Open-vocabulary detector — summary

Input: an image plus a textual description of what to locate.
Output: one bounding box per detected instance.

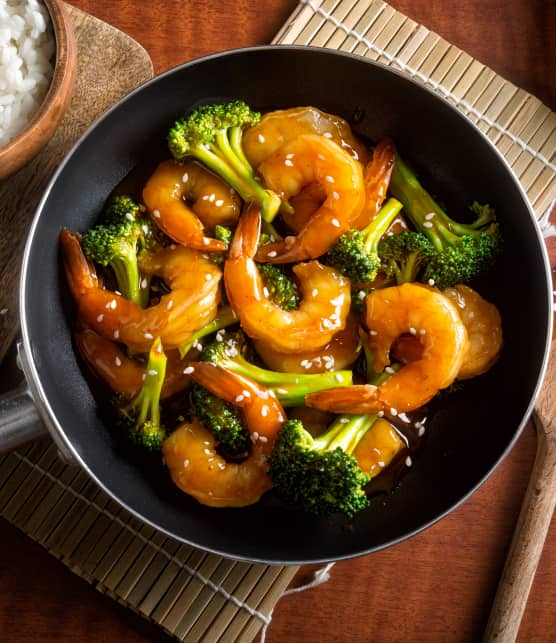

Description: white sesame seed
[257,133,265,143]
[96,314,104,322]
[425,212,436,220]
[143,333,153,341]
[378,461,385,467]
[218,462,225,470]
[419,328,427,335]
[153,209,161,218]
[141,278,148,289]
[335,373,344,382]
[284,159,294,167]
[215,331,225,342]
[385,366,395,374]
[331,218,340,227]
[300,359,310,368]
[311,288,319,297]
[193,340,203,351]
[318,154,326,160]
[177,415,184,422]
[252,431,259,441]
[182,172,189,182]
[323,132,333,139]
[332,191,340,200]
[148,369,158,376]
[141,373,146,381]
[358,290,366,300]
[202,238,210,246]
[267,251,277,258]
[242,390,251,398]
[201,195,210,201]
[330,294,344,306]
[418,426,426,437]
[113,330,120,339]
[205,273,212,281]
[204,448,212,455]
[142,224,149,235]
[209,193,216,202]
[183,366,195,375]
[325,175,335,183]
[369,329,378,336]
[339,417,350,423]
[125,212,134,221]
[405,455,413,467]
[215,199,224,207]
[235,394,244,402]
[166,300,174,311]
[0,308,7,315]
[259,435,268,443]
[115,356,122,367]
[409,327,417,335]
[390,407,398,416]
[428,278,435,286]
[261,405,269,417]
[378,410,384,417]
[183,459,190,468]
[276,388,288,395]
[423,221,433,228]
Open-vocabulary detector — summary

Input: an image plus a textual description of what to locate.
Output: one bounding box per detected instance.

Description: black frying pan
[14,46,553,564]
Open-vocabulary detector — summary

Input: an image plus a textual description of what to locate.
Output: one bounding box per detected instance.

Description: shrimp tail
[229,201,261,261]
[305,384,380,414]
[60,229,99,298]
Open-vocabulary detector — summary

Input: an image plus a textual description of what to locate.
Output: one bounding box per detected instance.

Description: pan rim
[18,45,554,564]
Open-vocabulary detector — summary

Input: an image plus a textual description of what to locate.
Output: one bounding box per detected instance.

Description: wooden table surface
[1,1,555,642]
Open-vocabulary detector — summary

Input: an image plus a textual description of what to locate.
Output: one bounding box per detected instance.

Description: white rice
[0,0,55,147]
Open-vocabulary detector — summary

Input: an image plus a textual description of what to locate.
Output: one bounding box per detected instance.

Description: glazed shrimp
[243,105,369,167]
[224,203,351,353]
[60,229,222,353]
[74,327,193,399]
[162,362,286,507]
[142,159,241,251]
[443,284,502,379]
[253,314,361,374]
[306,283,469,414]
[255,134,366,263]
[351,140,397,230]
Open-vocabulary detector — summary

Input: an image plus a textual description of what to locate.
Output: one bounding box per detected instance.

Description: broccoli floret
[179,305,239,358]
[191,382,250,458]
[327,197,403,283]
[82,195,156,307]
[168,100,281,222]
[257,263,300,311]
[114,337,167,451]
[378,230,435,284]
[389,156,501,289]
[103,195,141,225]
[200,330,353,407]
[268,415,377,517]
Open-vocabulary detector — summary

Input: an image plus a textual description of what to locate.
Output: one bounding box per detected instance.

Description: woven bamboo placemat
[2,1,555,642]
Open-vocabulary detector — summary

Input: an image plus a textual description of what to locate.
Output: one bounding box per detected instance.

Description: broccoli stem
[134,341,166,427]
[315,413,378,453]
[361,197,404,254]
[389,156,494,250]
[179,306,239,358]
[110,253,142,306]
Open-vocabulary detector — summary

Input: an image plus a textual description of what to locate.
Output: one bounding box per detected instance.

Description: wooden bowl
[0,0,77,180]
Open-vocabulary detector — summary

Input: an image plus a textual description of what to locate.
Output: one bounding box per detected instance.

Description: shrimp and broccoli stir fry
[60,101,503,519]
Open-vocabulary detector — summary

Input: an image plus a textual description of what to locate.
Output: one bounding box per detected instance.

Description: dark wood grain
[1,1,555,642]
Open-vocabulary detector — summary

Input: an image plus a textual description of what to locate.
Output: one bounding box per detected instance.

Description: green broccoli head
[256,263,300,311]
[327,197,403,284]
[191,382,250,458]
[114,338,167,452]
[103,195,141,225]
[167,100,281,222]
[268,418,372,518]
[378,230,436,285]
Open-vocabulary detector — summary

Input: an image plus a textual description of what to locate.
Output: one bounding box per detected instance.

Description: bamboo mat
[2,1,555,642]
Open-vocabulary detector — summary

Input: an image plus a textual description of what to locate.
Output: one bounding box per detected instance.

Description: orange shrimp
[306,283,469,414]
[224,203,351,353]
[60,229,222,353]
[252,314,361,374]
[162,362,286,507]
[74,327,193,399]
[255,134,366,263]
[142,159,241,251]
[243,105,369,167]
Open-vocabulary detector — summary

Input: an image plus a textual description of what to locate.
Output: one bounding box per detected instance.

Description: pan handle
[0,381,48,452]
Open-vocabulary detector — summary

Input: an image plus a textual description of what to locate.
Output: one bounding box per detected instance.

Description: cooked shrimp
[60,229,222,353]
[444,284,502,379]
[284,182,326,233]
[351,140,396,230]
[224,203,351,353]
[253,314,361,374]
[243,105,369,167]
[162,362,286,507]
[306,283,469,414]
[255,134,366,263]
[74,327,193,399]
[142,159,241,251]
